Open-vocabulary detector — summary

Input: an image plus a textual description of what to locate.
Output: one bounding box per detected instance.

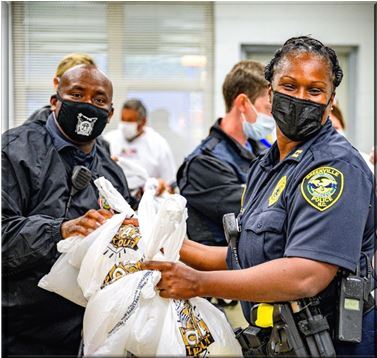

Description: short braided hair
[265,36,343,88]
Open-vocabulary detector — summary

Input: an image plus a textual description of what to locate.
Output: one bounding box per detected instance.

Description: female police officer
[142,36,375,355]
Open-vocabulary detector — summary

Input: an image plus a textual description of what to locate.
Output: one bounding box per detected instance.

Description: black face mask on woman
[55,93,110,143]
[271,90,332,142]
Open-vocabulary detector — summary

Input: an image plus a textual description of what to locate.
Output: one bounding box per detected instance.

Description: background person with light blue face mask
[241,98,276,150]
[177,60,276,251]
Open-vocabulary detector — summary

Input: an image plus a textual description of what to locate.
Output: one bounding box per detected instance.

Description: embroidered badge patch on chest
[268,175,287,206]
[301,166,343,211]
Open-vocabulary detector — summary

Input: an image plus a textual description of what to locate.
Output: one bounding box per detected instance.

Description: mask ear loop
[240,95,257,118]
[242,98,258,125]
[106,104,114,120]
[324,93,335,122]
[326,92,335,107]
[248,101,258,116]
[55,92,64,102]
[50,93,60,121]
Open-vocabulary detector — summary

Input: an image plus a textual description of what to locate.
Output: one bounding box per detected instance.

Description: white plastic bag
[77,212,140,299]
[117,157,149,195]
[76,177,139,299]
[38,235,87,307]
[68,217,123,270]
[155,297,242,356]
[83,269,163,356]
[83,188,242,356]
[38,176,135,305]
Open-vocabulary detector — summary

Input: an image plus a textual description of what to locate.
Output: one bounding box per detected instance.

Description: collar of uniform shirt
[260,118,332,169]
[45,113,97,166]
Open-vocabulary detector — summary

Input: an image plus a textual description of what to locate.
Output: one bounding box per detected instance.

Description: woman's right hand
[141,261,202,299]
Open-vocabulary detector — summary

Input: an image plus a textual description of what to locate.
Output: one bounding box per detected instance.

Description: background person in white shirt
[104,99,177,194]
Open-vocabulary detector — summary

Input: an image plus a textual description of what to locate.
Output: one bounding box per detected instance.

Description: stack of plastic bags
[39,177,242,357]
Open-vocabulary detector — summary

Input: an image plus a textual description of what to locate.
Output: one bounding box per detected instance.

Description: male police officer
[177,60,275,247]
[2,65,130,355]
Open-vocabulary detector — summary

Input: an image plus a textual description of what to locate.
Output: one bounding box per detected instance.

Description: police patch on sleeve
[300,166,343,211]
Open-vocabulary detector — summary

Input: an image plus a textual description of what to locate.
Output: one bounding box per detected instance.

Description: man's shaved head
[58,64,113,100]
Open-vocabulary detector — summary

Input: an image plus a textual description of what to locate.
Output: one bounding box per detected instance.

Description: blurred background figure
[329,103,346,134]
[53,53,96,89]
[329,103,374,172]
[104,99,177,199]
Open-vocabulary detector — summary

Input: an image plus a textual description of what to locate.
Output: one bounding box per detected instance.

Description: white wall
[214,2,374,153]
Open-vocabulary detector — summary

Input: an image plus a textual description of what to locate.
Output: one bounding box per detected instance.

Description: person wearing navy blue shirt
[177,60,275,246]
[2,65,131,356]
[143,37,376,356]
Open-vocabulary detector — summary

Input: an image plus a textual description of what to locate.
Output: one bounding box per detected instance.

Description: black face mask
[271,91,332,142]
[55,93,110,143]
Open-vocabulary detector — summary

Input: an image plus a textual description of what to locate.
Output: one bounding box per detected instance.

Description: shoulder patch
[291,149,303,158]
[268,175,287,206]
[301,166,344,212]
